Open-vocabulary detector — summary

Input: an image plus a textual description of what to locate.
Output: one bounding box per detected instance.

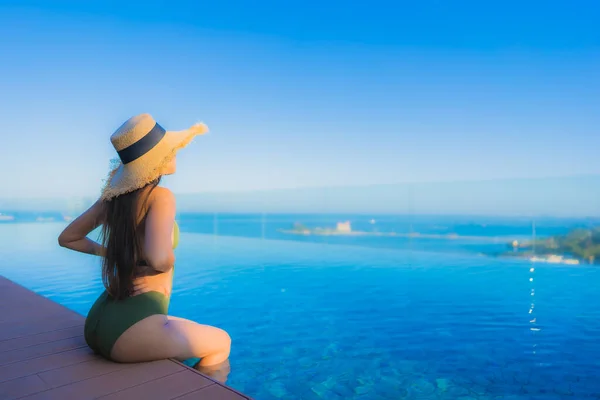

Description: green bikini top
[172,220,180,249]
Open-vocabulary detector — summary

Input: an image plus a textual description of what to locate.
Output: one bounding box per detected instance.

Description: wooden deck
[0,276,251,400]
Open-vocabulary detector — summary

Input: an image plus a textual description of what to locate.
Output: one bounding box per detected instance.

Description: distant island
[280,221,600,266]
[505,227,600,265]
[279,221,510,242]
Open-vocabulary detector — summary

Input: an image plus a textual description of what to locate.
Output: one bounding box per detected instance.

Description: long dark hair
[100,177,161,299]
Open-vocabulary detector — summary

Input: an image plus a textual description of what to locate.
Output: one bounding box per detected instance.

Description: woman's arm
[58,200,105,256]
[143,187,176,272]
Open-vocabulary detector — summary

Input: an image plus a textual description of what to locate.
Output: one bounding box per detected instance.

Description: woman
[58,114,231,381]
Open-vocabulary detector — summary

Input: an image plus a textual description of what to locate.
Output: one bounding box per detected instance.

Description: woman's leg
[166,316,231,367]
[110,314,231,367]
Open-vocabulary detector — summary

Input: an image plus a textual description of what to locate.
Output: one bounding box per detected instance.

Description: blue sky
[0,1,599,213]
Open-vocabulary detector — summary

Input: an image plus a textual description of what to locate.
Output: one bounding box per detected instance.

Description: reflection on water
[1,222,600,399]
[193,358,231,384]
[529,264,540,366]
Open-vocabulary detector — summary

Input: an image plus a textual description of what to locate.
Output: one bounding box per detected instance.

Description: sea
[0,213,599,400]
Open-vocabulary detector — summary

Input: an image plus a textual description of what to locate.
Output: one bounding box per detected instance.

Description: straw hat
[100,113,208,201]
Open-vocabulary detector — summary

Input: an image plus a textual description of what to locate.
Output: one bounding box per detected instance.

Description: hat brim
[100,123,208,201]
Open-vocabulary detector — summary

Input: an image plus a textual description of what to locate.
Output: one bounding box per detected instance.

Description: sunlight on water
[1,222,599,399]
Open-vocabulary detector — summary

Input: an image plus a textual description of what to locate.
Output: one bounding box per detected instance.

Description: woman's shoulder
[148,186,176,207]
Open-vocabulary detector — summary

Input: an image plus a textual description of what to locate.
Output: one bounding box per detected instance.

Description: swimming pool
[1,222,599,399]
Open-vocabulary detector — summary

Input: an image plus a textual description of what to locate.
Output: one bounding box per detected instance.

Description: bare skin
[58,157,231,382]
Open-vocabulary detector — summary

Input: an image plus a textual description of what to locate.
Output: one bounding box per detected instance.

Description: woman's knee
[164,317,231,357]
[217,328,232,353]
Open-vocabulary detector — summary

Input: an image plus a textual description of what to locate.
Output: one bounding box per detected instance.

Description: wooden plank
[0,310,65,325]
[0,288,68,306]
[175,384,251,400]
[0,374,50,400]
[23,360,184,400]
[0,325,83,353]
[0,315,84,341]
[37,358,135,387]
[0,347,96,383]
[176,365,252,400]
[97,369,213,399]
[0,335,88,366]
[0,305,74,324]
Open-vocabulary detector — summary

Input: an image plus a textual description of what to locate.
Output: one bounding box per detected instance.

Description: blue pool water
[1,217,599,399]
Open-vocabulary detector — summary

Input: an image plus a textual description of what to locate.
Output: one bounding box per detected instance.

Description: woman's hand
[131,274,170,297]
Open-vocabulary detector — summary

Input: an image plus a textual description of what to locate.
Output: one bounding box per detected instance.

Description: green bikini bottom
[84,290,170,359]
